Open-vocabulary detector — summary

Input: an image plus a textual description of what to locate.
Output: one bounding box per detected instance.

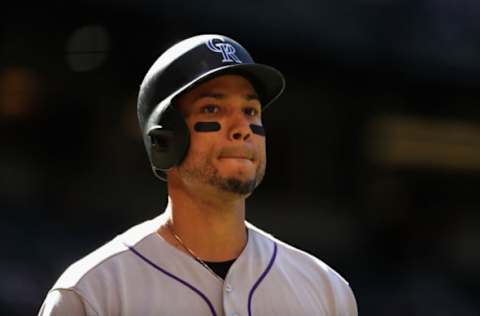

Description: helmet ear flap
[147,107,190,179]
[148,127,175,153]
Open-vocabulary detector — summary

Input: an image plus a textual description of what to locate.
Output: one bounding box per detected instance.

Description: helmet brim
[168,63,285,110]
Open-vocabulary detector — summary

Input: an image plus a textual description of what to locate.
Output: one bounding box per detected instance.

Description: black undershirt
[204,259,236,279]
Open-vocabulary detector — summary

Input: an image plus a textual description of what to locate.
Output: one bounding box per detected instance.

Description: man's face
[171,74,266,196]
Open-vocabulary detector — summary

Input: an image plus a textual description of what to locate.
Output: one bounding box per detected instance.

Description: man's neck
[159,188,248,262]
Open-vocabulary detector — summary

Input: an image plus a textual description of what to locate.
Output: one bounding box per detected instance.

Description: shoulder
[247,222,335,274]
[38,289,89,316]
[247,222,358,315]
[248,223,341,272]
[52,214,164,290]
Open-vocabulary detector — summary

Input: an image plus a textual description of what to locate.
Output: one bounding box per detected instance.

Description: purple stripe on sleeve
[247,241,278,316]
[127,245,217,316]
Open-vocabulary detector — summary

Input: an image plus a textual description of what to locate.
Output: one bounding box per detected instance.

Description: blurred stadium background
[2,1,480,315]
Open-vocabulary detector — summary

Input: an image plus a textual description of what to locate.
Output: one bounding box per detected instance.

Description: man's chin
[213,177,258,196]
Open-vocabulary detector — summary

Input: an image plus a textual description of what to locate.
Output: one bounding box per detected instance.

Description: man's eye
[244,107,259,117]
[202,105,219,114]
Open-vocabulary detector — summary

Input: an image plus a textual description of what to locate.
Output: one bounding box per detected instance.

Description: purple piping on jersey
[247,241,277,316]
[127,245,217,316]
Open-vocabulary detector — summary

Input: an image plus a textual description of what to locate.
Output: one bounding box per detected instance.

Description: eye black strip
[194,122,221,132]
[250,124,265,136]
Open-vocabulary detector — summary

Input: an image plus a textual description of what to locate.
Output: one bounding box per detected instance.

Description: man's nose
[228,114,251,142]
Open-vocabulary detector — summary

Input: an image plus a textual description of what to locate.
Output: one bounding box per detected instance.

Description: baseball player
[39,34,358,316]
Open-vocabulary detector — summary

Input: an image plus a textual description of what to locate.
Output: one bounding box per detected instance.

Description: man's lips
[219,156,254,161]
[220,154,252,159]
[219,147,256,161]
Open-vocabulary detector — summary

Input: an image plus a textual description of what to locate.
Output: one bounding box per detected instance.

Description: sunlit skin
[157,74,267,262]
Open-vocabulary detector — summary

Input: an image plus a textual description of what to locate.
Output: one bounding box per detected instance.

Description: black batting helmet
[137,34,285,180]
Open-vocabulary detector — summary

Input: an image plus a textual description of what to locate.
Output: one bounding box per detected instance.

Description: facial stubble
[180,153,266,196]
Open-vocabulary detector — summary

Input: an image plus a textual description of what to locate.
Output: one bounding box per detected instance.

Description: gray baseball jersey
[39,213,358,316]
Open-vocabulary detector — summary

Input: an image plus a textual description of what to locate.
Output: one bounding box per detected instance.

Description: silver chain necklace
[167,223,224,282]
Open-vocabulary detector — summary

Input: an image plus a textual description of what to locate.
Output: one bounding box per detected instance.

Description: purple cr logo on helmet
[206,37,243,63]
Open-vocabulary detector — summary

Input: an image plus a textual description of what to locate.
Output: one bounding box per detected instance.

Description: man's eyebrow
[246,93,259,101]
[196,92,225,101]
[194,92,260,102]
